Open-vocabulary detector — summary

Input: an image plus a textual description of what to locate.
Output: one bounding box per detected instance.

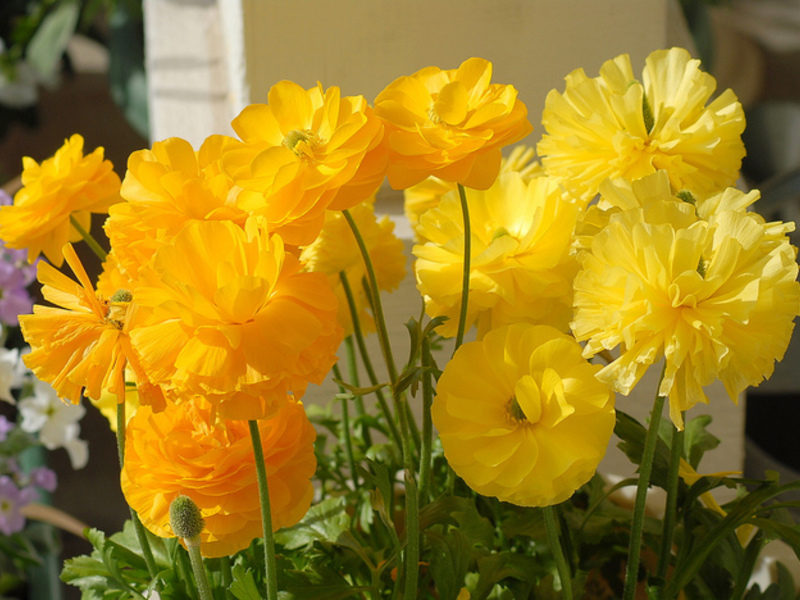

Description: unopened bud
[169,495,205,544]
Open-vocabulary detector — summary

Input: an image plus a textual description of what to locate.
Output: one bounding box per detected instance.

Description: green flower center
[507,396,527,422]
[282,129,323,157]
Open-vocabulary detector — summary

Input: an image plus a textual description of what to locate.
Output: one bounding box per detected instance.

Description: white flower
[18,380,88,469]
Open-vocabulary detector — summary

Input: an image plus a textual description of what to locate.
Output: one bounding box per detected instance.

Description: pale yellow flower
[375,57,533,190]
[300,201,406,336]
[538,47,745,201]
[414,172,580,338]
[572,190,800,428]
[432,323,615,507]
[404,144,544,236]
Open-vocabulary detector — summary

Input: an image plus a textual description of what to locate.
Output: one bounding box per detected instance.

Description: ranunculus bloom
[300,201,406,336]
[106,135,250,279]
[121,398,316,558]
[537,47,745,201]
[130,218,342,420]
[571,182,800,428]
[19,244,148,406]
[374,57,533,190]
[404,144,544,236]
[0,134,121,266]
[221,81,386,246]
[414,172,581,338]
[432,323,615,507]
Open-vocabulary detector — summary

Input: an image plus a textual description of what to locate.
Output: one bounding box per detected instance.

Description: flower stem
[543,505,572,600]
[116,402,158,579]
[342,208,418,599]
[332,362,360,490]
[623,371,667,600]
[69,214,107,262]
[453,184,471,353]
[339,271,398,448]
[657,417,685,583]
[343,334,371,446]
[248,420,278,600]
[418,337,434,504]
[186,540,213,600]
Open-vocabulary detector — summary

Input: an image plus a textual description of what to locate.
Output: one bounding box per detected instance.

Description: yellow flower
[121,397,316,558]
[105,135,250,279]
[432,323,615,507]
[414,172,580,338]
[537,47,745,201]
[300,201,406,336]
[130,218,343,420]
[0,134,121,266]
[374,57,533,190]
[222,81,386,246]
[572,187,800,428]
[404,144,544,236]
[19,244,143,404]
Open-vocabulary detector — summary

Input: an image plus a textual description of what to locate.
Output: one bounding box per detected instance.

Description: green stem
[249,421,278,600]
[402,470,420,600]
[175,546,198,600]
[623,368,668,600]
[656,416,684,583]
[220,555,234,598]
[544,506,572,600]
[70,214,107,261]
[343,335,370,446]
[453,184,471,353]
[332,363,360,490]
[418,337,434,505]
[186,541,213,600]
[338,268,402,451]
[116,402,158,578]
[343,208,417,600]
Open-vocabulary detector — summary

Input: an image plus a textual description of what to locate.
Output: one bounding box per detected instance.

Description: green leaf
[275,497,350,550]
[427,528,471,600]
[615,409,671,488]
[26,0,80,81]
[683,414,720,468]
[471,553,538,600]
[280,564,371,600]
[229,564,262,600]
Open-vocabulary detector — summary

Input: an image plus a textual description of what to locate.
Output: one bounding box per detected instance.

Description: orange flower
[0,134,121,266]
[105,135,250,279]
[374,57,533,190]
[121,397,316,558]
[130,218,343,420]
[222,81,386,246]
[19,244,147,404]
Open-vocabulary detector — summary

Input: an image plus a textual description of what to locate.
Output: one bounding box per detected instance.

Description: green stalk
[220,555,234,598]
[175,546,198,600]
[656,416,685,583]
[623,370,667,600]
[116,402,158,578]
[185,541,213,600]
[453,184,471,352]
[544,506,572,600]
[332,362,360,490]
[418,337,434,504]
[70,214,107,261]
[343,334,371,446]
[342,209,418,599]
[339,271,398,448]
[248,421,278,600]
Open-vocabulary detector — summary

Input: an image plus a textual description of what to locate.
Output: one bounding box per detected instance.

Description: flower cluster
[2,48,798,600]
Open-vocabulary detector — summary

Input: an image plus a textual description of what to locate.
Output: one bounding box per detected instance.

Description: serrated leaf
[683,414,720,468]
[615,409,671,488]
[427,528,471,600]
[275,497,350,550]
[229,564,262,600]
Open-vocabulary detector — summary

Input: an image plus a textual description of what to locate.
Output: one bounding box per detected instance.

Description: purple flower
[0,475,35,535]
[0,415,12,442]
[29,466,57,493]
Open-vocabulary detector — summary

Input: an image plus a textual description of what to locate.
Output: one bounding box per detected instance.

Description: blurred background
[1,0,800,597]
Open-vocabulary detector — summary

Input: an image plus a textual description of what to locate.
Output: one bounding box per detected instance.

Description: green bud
[169,495,205,542]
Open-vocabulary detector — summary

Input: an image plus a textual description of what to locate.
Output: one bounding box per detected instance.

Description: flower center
[507,396,527,422]
[106,288,132,330]
[282,129,323,159]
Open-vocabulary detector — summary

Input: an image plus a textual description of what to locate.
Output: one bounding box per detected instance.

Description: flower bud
[169,495,205,544]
